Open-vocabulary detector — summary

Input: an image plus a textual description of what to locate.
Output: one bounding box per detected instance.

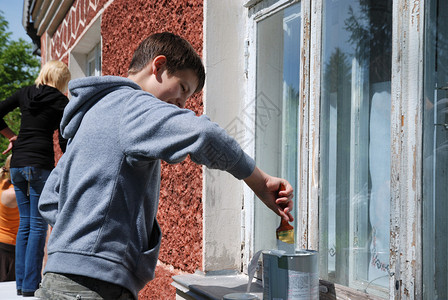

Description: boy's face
[154,68,199,108]
[131,56,199,108]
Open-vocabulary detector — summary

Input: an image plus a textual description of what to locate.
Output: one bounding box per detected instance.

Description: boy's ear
[152,55,167,75]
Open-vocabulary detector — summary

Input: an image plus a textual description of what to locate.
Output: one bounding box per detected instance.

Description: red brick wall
[48,0,204,299]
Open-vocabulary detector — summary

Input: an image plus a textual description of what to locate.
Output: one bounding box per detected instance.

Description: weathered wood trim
[307,0,322,252]
[390,0,425,298]
[243,2,257,273]
[296,0,311,250]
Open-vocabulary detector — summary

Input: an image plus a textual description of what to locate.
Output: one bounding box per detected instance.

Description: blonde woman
[0,60,71,296]
[0,155,19,282]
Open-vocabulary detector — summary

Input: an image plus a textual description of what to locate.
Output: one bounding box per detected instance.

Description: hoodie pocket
[134,219,162,283]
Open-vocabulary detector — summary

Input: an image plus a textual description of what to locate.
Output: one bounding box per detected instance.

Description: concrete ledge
[172,272,263,300]
[0,281,38,300]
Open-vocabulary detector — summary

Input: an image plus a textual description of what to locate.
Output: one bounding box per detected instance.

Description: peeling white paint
[390,0,424,298]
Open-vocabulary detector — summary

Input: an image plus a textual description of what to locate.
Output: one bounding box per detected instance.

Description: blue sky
[0,0,32,43]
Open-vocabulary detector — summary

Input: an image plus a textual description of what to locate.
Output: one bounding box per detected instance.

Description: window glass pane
[87,44,101,77]
[88,59,95,77]
[254,2,301,252]
[97,53,102,75]
[319,0,392,296]
[423,1,448,299]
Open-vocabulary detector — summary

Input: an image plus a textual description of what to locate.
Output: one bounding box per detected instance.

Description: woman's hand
[2,136,17,155]
[0,127,18,155]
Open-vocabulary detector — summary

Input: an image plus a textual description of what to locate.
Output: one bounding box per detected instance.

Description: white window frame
[389,0,424,298]
[201,0,424,298]
[309,0,424,298]
[244,0,424,298]
[244,0,308,269]
[68,17,102,80]
[244,0,318,268]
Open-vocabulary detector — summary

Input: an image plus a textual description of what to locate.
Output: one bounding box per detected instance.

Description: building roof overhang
[22,0,74,56]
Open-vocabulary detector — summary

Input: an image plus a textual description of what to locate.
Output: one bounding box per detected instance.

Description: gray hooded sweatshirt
[38,76,255,298]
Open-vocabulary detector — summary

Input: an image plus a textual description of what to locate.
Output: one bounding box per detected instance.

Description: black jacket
[0,84,69,170]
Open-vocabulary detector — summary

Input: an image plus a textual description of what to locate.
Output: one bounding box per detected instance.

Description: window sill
[172,271,263,300]
[172,273,384,300]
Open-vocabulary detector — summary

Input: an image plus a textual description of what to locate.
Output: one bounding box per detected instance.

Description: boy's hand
[244,166,294,222]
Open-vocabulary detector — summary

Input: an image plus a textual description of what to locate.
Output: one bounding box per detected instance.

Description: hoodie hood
[62,76,141,139]
[26,85,66,111]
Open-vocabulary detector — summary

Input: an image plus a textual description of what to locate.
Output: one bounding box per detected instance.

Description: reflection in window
[423,1,448,299]
[319,0,392,297]
[254,3,300,252]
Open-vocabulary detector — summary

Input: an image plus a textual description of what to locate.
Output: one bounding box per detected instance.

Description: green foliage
[0,10,40,166]
[344,1,392,83]
[324,48,351,95]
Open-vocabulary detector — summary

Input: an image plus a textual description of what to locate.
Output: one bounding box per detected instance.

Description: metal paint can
[262,249,319,300]
[223,292,259,300]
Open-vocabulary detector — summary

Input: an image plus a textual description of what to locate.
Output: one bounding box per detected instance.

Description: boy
[36,32,294,299]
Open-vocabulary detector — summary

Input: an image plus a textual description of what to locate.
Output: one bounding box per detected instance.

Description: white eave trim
[31,0,74,36]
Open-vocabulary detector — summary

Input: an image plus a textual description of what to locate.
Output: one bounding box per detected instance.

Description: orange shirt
[0,180,19,245]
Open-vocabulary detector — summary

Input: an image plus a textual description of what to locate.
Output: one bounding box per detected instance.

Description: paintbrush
[276,184,295,253]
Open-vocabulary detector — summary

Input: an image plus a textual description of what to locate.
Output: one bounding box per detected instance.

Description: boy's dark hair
[128,32,205,94]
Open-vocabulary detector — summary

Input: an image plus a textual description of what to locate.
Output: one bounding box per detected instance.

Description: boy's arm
[120,95,294,219]
[244,166,294,222]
